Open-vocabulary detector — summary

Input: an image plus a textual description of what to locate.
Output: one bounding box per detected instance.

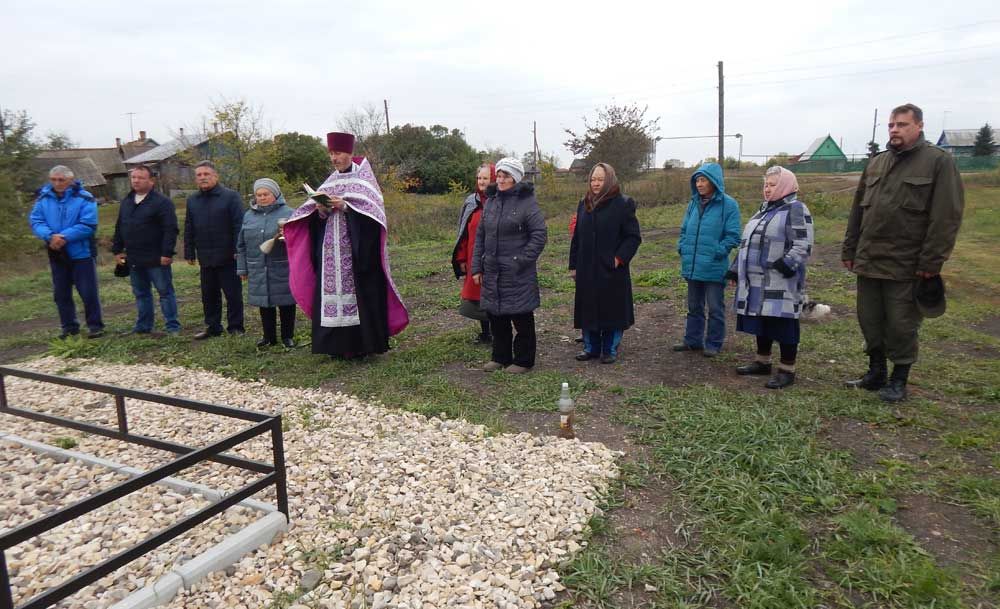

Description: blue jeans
[583,329,624,357]
[130,265,180,332]
[50,258,104,334]
[684,279,726,351]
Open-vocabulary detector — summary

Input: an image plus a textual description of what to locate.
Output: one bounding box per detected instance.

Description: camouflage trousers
[856,276,923,365]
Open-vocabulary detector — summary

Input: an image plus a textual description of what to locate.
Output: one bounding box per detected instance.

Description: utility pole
[869,108,878,157]
[383,99,391,133]
[0,104,6,146]
[533,121,539,169]
[717,61,724,164]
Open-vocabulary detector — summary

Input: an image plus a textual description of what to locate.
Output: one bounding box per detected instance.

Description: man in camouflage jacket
[842,103,964,402]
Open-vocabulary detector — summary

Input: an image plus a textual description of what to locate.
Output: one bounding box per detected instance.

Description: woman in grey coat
[237,178,296,348]
[471,158,548,374]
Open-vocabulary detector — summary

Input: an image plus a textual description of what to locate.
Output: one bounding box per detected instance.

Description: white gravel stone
[2,357,618,608]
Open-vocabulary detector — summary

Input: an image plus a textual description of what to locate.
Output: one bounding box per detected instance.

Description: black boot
[845,350,887,391]
[476,320,492,344]
[736,361,772,376]
[879,364,910,403]
[765,368,796,389]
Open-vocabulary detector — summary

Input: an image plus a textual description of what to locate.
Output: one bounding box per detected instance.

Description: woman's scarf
[584,162,621,212]
[764,166,799,202]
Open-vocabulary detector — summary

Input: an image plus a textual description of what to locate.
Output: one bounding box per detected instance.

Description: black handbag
[114,262,130,277]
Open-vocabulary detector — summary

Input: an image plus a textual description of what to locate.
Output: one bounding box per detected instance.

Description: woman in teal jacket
[673,162,741,356]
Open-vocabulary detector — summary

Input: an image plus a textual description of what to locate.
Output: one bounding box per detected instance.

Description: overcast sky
[4,0,999,168]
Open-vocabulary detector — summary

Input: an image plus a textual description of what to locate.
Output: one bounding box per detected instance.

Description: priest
[284,132,408,358]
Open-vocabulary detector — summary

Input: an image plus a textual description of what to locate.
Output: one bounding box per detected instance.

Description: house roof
[30,157,107,188]
[37,148,127,176]
[798,135,845,161]
[124,132,212,164]
[937,129,982,148]
[569,158,588,170]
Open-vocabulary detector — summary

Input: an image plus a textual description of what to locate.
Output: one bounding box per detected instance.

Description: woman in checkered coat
[727,166,814,389]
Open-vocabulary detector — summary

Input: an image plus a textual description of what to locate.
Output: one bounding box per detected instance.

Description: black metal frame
[0,366,289,609]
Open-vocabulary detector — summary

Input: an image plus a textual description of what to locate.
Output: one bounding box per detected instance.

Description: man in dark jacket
[184,161,245,338]
[112,165,180,335]
[842,103,964,402]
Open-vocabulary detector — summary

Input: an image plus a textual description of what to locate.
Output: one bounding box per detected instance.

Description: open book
[303,183,333,207]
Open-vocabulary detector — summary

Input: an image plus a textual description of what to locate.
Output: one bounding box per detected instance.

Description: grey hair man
[29,165,105,338]
[183,160,246,338]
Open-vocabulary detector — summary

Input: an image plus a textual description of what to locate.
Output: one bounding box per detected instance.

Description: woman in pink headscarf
[727,166,814,389]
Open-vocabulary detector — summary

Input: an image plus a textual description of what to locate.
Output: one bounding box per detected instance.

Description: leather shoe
[257,338,277,348]
[672,343,702,352]
[281,338,296,348]
[736,361,772,376]
[86,330,105,339]
[506,365,531,374]
[878,378,907,403]
[575,351,598,361]
[600,354,617,364]
[702,349,719,358]
[228,329,246,336]
[194,330,222,340]
[765,370,795,389]
[483,361,504,372]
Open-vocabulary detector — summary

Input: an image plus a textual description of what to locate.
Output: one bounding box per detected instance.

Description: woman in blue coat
[673,162,742,357]
[237,178,296,348]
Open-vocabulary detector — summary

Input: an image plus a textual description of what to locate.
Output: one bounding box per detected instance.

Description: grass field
[1,171,998,608]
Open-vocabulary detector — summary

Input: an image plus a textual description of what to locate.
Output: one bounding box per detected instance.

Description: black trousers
[199,261,244,333]
[489,311,536,368]
[260,305,296,342]
[756,336,798,365]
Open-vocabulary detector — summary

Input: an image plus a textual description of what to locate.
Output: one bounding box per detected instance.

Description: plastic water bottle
[558,382,575,439]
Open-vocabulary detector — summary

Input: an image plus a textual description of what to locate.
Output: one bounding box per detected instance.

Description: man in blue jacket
[184,161,245,339]
[673,162,742,357]
[29,165,105,339]
[112,165,180,335]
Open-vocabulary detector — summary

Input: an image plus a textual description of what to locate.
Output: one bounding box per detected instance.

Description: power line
[727,53,1000,88]
[728,42,1000,80]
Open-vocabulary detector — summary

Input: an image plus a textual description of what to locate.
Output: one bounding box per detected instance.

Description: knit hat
[495,157,524,184]
[326,132,355,153]
[252,178,282,199]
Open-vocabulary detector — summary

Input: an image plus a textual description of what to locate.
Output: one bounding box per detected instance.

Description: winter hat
[252,178,282,200]
[326,131,356,153]
[495,157,525,183]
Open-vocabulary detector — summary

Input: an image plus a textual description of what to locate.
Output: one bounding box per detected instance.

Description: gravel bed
[1,439,259,609]
[2,357,618,609]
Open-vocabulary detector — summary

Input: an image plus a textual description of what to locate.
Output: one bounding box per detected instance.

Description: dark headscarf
[584,162,621,213]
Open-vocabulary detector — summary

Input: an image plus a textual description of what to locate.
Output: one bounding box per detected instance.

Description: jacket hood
[689,162,726,199]
[486,181,535,199]
[37,180,94,201]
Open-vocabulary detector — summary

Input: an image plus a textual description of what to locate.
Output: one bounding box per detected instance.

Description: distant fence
[789,155,998,174]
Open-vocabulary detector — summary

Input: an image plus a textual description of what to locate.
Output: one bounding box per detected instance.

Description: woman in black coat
[569,163,642,363]
[471,157,548,374]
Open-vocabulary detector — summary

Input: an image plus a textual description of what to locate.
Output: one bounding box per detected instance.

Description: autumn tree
[564,103,660,179]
